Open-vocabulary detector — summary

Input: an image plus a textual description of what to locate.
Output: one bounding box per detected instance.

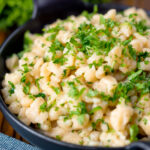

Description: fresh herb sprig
[0,0,33,30]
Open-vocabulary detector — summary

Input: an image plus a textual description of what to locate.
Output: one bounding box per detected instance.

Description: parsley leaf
[40,100,56,112]
[100,14,105,24]
[122,36,133,46]
[23,82,30,95]
[128,45,137,60]
[51,86,61,95]
[8,81,15,96]
[53,56,68,65]
[21,74,26,83]
[70,102,87,116]
[128,70,142,81]
[77,114,85,125]
[68,82,79,98]
[129,124,139,142]
[43,56,50,62]
[35,77,43,91]
[34,93,46,99]
[134,20,149,35]
[49,40,64,53]
[40,102,47,112]
[22,63,30,73]
[86,89,99,97]
[89,106,102,115]
[91,118,109,130]
[56,135,62,141]
[70,102,88,125]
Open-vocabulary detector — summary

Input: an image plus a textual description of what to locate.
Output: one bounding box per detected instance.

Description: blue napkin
[0,133,40,150]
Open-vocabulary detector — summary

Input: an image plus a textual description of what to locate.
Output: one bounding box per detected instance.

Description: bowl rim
[0,2,150,150]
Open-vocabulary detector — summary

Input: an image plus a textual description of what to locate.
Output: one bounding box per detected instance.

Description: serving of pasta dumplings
[2,7,150,147]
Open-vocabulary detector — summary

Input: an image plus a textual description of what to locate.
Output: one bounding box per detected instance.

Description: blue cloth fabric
[0,133,40,150]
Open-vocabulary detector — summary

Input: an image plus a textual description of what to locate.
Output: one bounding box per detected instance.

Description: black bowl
[1,0,150,150]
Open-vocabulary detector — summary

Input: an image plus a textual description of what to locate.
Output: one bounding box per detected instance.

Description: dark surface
[1,0,150,149]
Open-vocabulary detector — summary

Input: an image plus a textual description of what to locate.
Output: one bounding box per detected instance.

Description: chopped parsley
[34,93,46,99]
[134,20,149,35]
[77,114,85,125]
[70,102,87,124]
[88,58,104,68]
[63,69,67,77]
[23,82,30,95]
[64,116,69,122]
[40,102,47,112]
[56,135,62,141]
[40,100,56,112]
[137,52,149,62]
[143,118,148,125]
[89,106,102,115]
[129,124,139,142]
[43,56,50,62]
[86,89,99,97]
[128,70,142,81]
[51,86,61,95]
[91,118,110,130]
[79,140,84,145]
[100,14,105,24]
[128,45,137,60]
[8,81,15,96]
[129,13,138,19]
[22,63,30,73]
[67,82,85,99]
[35,77,43,91]
[104,65,113,73]
[49,40,64,53]
[21,74,26,83]
[122,36,133,46]
[53,56,68,65]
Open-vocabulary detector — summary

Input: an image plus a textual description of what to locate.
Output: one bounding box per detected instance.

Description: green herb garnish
[23,82,30,95]
[34,93,46,99]
[129,124,139,142]
[86,89,99,97]
[90,106,102,115]
[8,81,15,96]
